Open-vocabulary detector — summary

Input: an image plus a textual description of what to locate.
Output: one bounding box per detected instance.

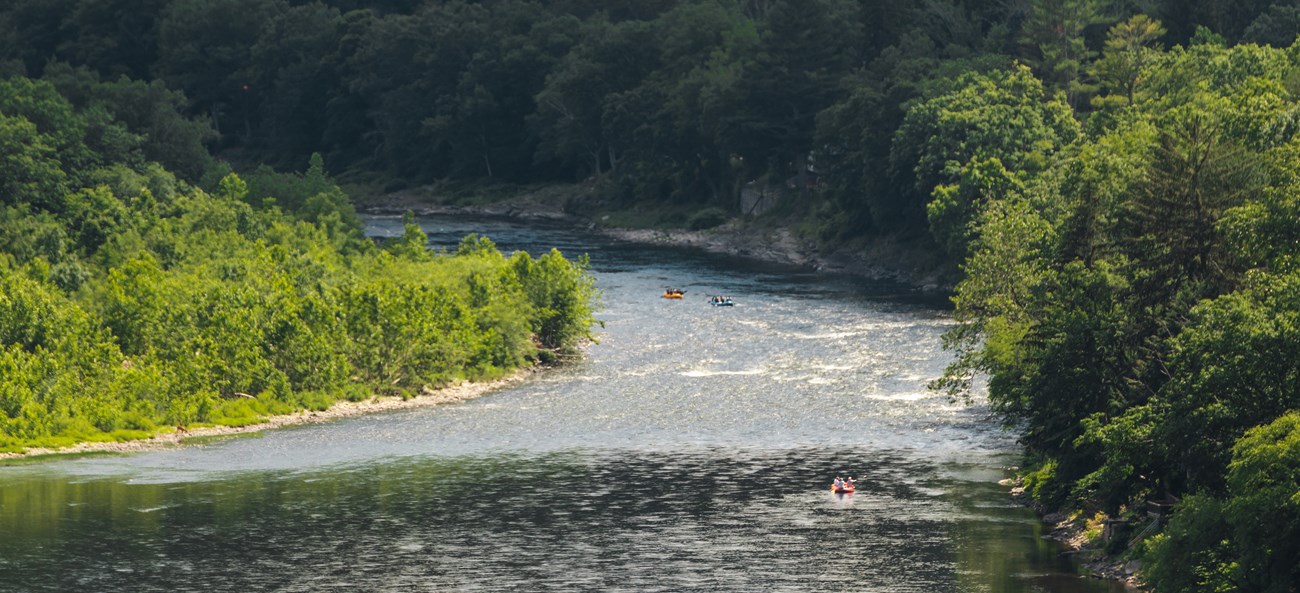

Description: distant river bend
[0,215,1122,593]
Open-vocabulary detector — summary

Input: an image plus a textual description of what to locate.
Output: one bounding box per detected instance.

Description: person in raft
[833,476,844,489]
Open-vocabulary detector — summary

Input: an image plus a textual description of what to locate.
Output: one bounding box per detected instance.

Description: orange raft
[831,483,856,494]
[661,288,685,299]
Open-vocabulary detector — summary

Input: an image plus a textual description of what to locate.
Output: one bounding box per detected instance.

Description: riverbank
[0,369,537,461]
[361,182,958,292]
[1005,479,1146,590]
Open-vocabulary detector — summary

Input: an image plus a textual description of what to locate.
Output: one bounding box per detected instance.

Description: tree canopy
[5,0,1295,233]
[929,27,1300,593]
[0,75,598,454]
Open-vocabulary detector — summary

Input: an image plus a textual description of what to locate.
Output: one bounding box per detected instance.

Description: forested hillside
[931,40,1300,591]
[2,1,1299,591]
[4,0,1297,238]
[0,72,597,455]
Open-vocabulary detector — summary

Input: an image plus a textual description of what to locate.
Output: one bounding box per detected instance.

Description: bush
[1144,413,1300,592]
[1143,495,1234,593]
[687,207,728,230]
[1021,458,1070,506]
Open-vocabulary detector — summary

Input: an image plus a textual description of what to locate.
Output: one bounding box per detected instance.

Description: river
[0,215,1125,592]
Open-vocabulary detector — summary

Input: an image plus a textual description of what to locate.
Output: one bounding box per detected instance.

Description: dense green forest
[2,0,1300,591]
[0,73,598,455]
[4,0,1297,235]
[932,42,1300,592]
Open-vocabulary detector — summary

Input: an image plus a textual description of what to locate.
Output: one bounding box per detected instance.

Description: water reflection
[1,450,1118,593]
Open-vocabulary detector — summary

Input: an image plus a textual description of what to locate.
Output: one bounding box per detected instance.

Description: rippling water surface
[0,216,1123,592]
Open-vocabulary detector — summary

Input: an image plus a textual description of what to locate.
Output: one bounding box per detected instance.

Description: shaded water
[0,216,1123,592]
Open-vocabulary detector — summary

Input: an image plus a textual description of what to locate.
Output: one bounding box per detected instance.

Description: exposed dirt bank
[365,184,958,292]
[0,369,536,460]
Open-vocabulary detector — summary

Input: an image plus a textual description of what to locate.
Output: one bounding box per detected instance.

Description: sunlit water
[0,216,1123,592]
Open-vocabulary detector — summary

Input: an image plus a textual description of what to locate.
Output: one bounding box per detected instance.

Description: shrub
[1144,413,1300,592]
[687,207,728,230]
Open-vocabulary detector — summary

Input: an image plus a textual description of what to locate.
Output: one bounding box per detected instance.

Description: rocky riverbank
[1006,479,1146,590]
[365,184,958,292]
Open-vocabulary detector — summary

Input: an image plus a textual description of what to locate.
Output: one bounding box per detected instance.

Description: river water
[0,216,1124,593]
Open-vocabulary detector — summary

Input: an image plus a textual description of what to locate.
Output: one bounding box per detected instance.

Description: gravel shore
[0,369,535,460]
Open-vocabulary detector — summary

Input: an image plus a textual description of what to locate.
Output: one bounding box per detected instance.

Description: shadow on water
[0,450,1121,593]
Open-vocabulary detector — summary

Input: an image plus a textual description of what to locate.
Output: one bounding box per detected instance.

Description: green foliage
[927,157,1025,257]
[507,249,599,352]
[1,0,1296,244]
[1021,458,1069,507]
[917,28,1300,591]
[455,233,499,258]
[686,207,727,230]
[892,65,1078,256]
[0,113,69,211]
[1144,494,1237,593]
[1225,412,1300,591]
[1018,0,1108,109]
[0,77,96,178]
[4,3,1300,585]
[40,63,218,181]
[1146,413,1300,593]
[385,214,432,262]
[1230,413,1300,587]
[1091,15,1167,109]
[1242,5,1300,47]
[934,192,1056,403]
[1153,270,1300,491]
[0,76,599,453]
[239,153,364,249]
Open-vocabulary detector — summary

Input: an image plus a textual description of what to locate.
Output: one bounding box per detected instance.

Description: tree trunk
[795,152,809,200]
